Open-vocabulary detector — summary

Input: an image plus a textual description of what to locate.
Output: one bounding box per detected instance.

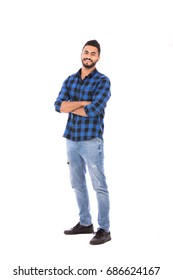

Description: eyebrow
[83,50,97,55]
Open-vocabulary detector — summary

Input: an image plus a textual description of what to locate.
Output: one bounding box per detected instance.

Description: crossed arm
[60,101,91,117]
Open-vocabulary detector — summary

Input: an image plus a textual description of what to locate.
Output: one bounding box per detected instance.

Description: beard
[82,59,98,69]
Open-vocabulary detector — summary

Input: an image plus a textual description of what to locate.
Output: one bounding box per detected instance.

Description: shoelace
[73,222,80,229]
[95,229,105,238]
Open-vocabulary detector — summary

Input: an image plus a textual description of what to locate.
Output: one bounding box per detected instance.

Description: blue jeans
[66,138,110,231]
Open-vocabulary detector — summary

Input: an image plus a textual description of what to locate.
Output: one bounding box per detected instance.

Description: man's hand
[71,101,91,117]
[60,101,91,113]
[81,101,91,107]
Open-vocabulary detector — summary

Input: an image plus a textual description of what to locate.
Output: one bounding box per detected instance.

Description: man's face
[81,45,100,69]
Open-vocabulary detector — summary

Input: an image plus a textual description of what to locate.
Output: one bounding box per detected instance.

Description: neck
[81,66,95,80]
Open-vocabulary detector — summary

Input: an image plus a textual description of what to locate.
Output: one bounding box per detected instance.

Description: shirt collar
[75,68,98,79]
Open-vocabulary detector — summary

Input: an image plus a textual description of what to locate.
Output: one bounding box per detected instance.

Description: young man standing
[54,40,111,245]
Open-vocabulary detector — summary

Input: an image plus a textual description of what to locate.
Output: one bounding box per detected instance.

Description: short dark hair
[83,40,101,55]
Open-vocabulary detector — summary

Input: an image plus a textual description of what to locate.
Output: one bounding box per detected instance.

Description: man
[54,40,111,245]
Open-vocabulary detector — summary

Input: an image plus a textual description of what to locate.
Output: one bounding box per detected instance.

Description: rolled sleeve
[84,78,111,117]
[54,79,70,113]
[54,99,63,113]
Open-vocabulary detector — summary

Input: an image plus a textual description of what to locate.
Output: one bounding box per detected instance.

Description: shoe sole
[64,231,94,235]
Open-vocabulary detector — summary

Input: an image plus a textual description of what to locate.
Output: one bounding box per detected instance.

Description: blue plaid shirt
[54,68,111,141]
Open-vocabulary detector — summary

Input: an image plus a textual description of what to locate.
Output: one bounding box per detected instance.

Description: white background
[0,0,173,279]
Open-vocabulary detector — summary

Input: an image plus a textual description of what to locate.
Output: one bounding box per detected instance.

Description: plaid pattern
[54,68,111,141]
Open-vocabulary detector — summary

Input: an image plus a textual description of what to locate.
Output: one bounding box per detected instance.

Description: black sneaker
[64,222,94,235]
[90,229,111,245]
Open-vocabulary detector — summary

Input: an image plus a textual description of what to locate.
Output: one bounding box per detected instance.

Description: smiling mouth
[84,59,92,63]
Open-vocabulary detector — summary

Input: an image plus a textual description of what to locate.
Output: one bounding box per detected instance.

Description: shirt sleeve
[54,78,70,113]
[84,77,111,117]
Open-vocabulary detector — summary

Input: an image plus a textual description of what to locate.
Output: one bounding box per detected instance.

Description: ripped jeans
[66,138,110,231]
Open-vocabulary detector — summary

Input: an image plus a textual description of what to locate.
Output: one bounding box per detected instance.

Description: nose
[85,55,92,60]
[84,53,92,59]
